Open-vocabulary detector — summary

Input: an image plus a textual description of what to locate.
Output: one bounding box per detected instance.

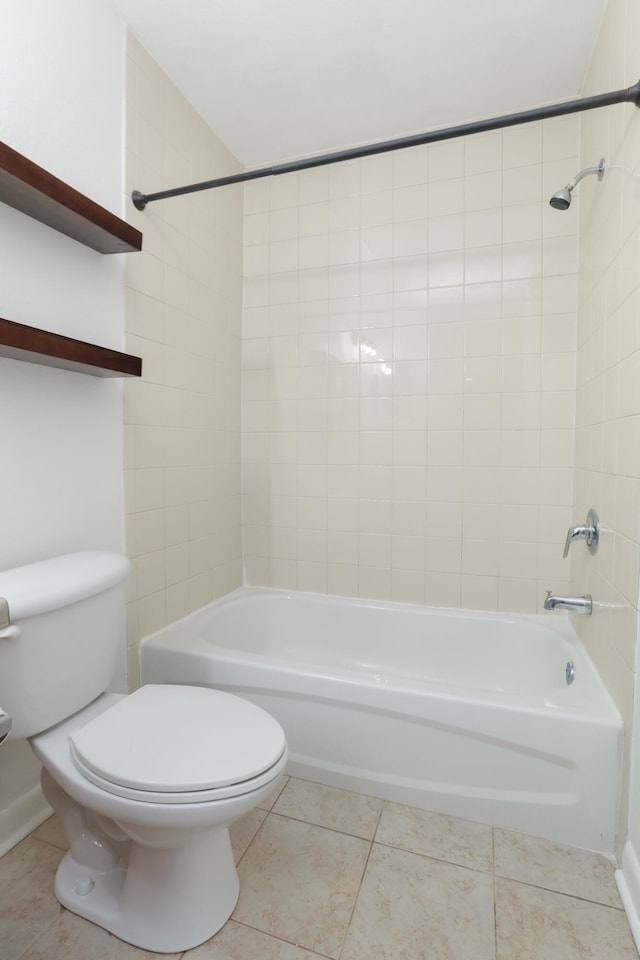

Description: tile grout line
[222,918,335,960]
[491,826,498,960]
[232,774,291,866]
[266,807,381,843]
[371,796,385,839]
[494,873,628,911]
[28,834,67,855]
[335,836,375,960]
[233,809,270,868]
[265,809,382,842]
[372,836,496,877]
[12,908,65,960]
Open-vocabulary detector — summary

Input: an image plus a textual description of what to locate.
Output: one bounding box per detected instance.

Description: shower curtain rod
[132,80,640,210]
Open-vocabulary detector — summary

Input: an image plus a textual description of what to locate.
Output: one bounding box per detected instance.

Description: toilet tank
[0,552,130,739]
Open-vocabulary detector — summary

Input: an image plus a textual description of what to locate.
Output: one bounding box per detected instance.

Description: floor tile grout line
[491,827,498,960]
[372,797,385,840]
[12,907,65,960]
[223,918,336,959]
[28,834,63,852]
[371,835,496,876]
[257,773,290,813]
[264,807,381,841]
[265,808,379,843]
[234,809,270,868]
[494,873,628,911]
[28,834,68,854]
[335,836,375,960]
[272,776,384,840]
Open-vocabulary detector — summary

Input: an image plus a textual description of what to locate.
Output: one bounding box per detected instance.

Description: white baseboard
[616,841,640,955]
[0,783,52,857]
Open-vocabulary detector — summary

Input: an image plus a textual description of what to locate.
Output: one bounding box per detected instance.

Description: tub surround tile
[0,837,63,960]
[495,877,637,960]
[18,909,178,959]
[375,801,494,873]
[494,828,620,907]
[229,808,267,864]
[340,842,495,960]
[273,777,383,839]
[187,920,326,959]
[242,119,580,616]
[233,813,370,958]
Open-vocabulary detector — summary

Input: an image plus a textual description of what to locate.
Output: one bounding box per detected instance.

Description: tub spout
[544,591,592,615]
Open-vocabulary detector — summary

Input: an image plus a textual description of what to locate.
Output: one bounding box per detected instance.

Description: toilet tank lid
[0,552,131,619]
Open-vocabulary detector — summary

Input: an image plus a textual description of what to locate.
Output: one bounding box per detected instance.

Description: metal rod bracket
[132,190,147,211]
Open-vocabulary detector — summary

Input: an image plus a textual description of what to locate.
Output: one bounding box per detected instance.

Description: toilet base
[54,824,239,953]
[33,697,286,953]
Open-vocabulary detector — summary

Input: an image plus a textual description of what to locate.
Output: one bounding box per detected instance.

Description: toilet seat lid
[69,684,286,795]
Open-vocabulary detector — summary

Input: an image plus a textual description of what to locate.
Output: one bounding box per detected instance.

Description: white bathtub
[140,587,622,854]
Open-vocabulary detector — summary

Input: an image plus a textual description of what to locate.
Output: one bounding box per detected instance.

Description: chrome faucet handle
[562,508,599,558]
[562,524,590,557]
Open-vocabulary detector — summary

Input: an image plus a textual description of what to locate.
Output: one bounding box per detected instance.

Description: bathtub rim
[139,585,622,725]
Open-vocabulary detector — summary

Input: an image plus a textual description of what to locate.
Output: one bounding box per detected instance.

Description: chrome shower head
[549,158,605,210]
[549,186,573,210]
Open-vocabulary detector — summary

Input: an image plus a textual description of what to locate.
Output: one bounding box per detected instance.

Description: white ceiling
[109,0,608,169]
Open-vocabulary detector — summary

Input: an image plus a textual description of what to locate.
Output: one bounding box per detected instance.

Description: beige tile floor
[1,776,637,960]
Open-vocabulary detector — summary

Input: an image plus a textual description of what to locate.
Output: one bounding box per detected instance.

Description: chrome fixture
[565,661,576,686]
[544,591,592,615]
[563,508,599,558]
[549,159,605,210]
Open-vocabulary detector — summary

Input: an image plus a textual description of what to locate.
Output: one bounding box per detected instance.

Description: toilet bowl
[32,685,287,953]
[0,552,288,953]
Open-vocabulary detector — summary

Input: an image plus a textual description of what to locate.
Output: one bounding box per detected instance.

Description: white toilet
[0,552,287,953]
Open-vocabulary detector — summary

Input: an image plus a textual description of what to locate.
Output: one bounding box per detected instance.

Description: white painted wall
[108,0,607,168]
[0,0,128,852]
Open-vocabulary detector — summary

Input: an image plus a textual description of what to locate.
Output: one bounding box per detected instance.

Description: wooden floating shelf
[0,318,142,378]
[0,140,142,254]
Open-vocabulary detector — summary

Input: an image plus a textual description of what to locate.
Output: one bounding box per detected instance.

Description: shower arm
[132,79,640,211]
[567,159,606,190]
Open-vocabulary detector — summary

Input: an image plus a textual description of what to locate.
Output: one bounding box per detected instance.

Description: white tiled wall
[124,38,244,685]
[242,119,581,612]
[570,0,640,837]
